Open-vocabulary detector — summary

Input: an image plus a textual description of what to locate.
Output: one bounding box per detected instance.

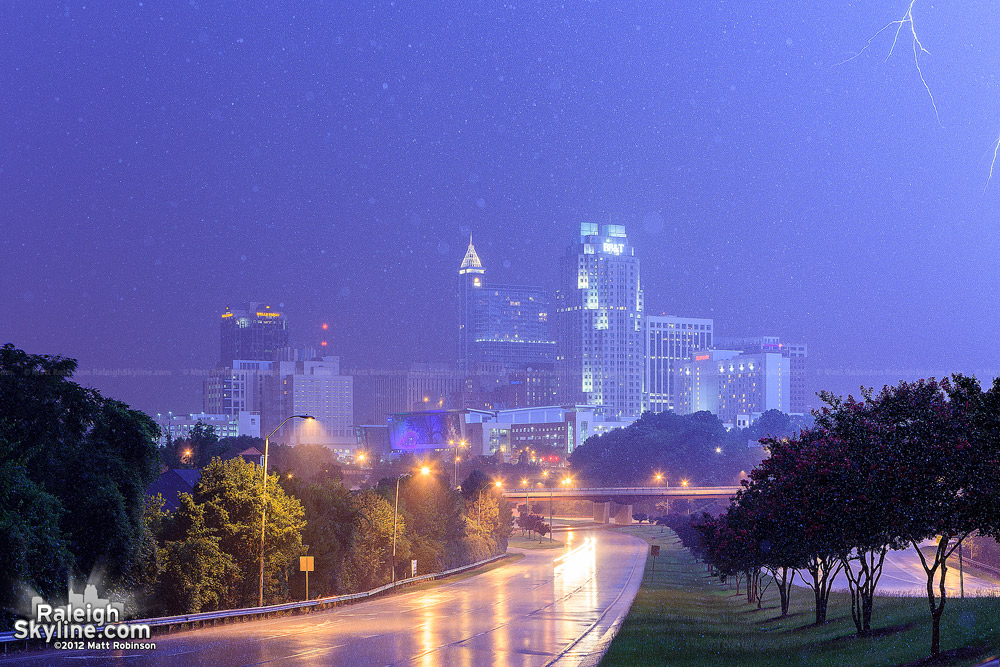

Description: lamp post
[392,466,431,583]
[555,477,572,542]
[259,413,314,607]
[654,472,669,518]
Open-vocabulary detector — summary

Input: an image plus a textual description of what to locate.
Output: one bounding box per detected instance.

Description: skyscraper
[219,303,289,366]
[555,223,644,421]
[456,237,554,373]
[644,315,714,413]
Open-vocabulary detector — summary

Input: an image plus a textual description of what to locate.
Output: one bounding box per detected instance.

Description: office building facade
[457,238,555,372]
[555,223,644,421]
[220,303,289,366]
[264,356,354,447]
[716,336,808,413]
[643,315,714,413]
[155,411,260,446]
[676,349,790,425]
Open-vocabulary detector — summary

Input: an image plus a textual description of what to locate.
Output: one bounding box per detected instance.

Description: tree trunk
[912,535,957,660]
[814,585,827,625]
[771,567,794,616]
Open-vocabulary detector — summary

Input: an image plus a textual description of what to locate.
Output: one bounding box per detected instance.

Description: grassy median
[508,533,564,550]
[601,526,1000,667]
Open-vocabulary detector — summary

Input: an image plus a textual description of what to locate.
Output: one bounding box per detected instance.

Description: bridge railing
[501,486,741,495]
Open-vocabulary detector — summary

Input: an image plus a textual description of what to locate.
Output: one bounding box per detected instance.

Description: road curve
[1,528,647,667]
[828,545,1000,596]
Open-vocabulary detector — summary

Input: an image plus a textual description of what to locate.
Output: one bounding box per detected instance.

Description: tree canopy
[0,344,160,624]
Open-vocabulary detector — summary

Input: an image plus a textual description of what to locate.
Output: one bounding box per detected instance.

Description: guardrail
[959,555,1000,579]
[0,552,508,653]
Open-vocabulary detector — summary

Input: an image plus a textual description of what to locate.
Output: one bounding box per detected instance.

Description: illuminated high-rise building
[456,237,555,373]
[555,223,644,421]
[219,303,289,366]
[644,315,714,413]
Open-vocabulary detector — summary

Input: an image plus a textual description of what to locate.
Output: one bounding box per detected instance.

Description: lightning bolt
[839,0,940,126]
[986,134,1000,193]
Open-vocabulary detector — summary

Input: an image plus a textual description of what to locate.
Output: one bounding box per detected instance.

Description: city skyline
[4,3,996,419]
[0,222,920,418]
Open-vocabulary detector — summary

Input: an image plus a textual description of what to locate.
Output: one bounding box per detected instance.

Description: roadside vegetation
[602,527,1000,667]
[0,345,513,626]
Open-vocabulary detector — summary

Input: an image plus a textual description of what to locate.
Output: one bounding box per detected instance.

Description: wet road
[829,544,1000,596]
[3,528,647,667]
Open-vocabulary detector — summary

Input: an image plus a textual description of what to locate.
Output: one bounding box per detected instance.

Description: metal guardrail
[960,556,1000,579]
[0,553,508,651]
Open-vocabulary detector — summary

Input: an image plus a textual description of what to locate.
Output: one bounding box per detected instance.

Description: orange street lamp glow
[495,480,503,488]
[715,447,722,453]
[420,466,431,475]
[654,473,663,481]
[681,479,690,487]
[520,478,528,486]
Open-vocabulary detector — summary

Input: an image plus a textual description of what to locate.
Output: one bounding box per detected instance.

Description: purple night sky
[2,2,999,415]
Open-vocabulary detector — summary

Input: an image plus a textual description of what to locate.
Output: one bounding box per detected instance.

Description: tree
[154,494,237,614]
[460,470,512,556]
[190,457,305,607]
[269,443,343,483]
[0,453,73,627]
[752,430,845,625]
[281,477,354,597]
[341,490,406,592]
[811,390,906,636]
[568,410,755,486]
[397,472,466,572]
[0,344,160,623]
[871,377,1000,658]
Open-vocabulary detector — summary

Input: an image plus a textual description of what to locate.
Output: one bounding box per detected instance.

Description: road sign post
[300,556,315,601]
[650,544,660,578]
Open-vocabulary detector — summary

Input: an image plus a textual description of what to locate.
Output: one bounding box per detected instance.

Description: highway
[828,544,1000,596]
[1,528,647,666]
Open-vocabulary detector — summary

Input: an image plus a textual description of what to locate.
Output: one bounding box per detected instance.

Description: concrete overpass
[501,485,741,525]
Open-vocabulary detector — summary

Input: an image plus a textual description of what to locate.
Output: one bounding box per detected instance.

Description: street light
[392,465,432,583]
[452,439,467,488]
[259,414,314,607]
[654,471,669,515]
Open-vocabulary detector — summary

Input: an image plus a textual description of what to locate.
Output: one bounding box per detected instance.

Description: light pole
[555,477,572,542]
[259,413,314,607]
[654,472,669,517]
[392,466,431,583]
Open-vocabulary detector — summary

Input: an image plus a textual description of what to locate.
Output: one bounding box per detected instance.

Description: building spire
[460,235,483,272]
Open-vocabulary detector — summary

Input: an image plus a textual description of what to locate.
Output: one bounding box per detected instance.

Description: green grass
[508,533,564,550]
[601,527,1000,667]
